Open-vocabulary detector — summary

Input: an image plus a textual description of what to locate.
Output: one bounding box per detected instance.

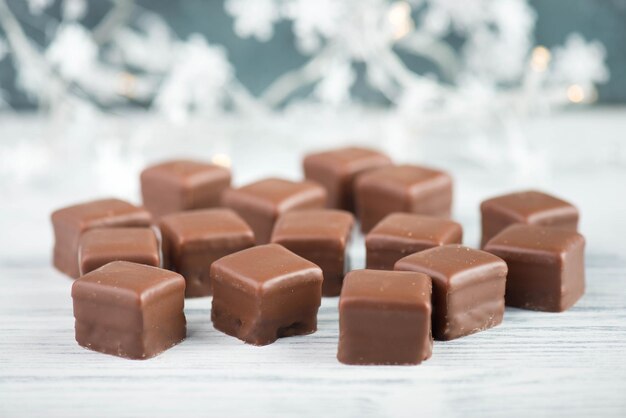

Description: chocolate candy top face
[78,227,160,276]
[484,224,585,312]
[140,160,231,218]
[72,261,186,359]
[221,178,327,244]
[51,198,153,278]
[159,209,255,297]
[480,190,578,247]
[355,165,453,232]
[366,213,463,270]
[395,244,507,340]
[271,209,354,296]
[73,261,185,307]
[303,147,392,212]
[210,244,323,345]
[337,269,432,365]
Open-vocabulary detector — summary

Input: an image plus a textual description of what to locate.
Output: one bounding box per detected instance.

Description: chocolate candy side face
[140,160,231,219]
[78,227,160,276]
[484,224,585,312]
[480,190,579,248]
[71,261,186,359]
[395,244,507,341]
[355,165,453,233]
[366,213,463,270]
[210,244,323,346]
[221,178,327,244]
[337,269,432,365]
[271,209,354,296]
[303,147,392,212]
[51,198,153,278]
[159,209,255,298]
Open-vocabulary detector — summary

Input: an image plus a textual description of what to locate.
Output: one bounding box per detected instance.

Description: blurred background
[0,0,625,262]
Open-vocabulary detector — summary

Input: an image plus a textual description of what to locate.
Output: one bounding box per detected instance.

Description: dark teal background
[1,0,625,108]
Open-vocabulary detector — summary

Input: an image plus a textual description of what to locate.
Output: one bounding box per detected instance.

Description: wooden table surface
[1,110,625,417]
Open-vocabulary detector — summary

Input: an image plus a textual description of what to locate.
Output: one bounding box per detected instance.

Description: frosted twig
[93,0,134,44]
[261,46,335,107]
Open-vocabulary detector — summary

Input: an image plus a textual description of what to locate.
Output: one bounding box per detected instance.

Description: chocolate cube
[395,244,507,340]
[271,209,354,296]
[480,190,578,247]
[71,261,186,359]
[51,198,152,278]
[366,213,463,270]
[337,269,432,365]
[210,244,323,345]
[484,224,585,312]
[140,160,231,218]
[355,165,453,233]
[303,146,391,212]
[159,209,255,298]
[221,178,327,244]
[78,227,160,275]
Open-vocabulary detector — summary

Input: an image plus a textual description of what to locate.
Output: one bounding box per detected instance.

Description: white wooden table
[1,109,625,417]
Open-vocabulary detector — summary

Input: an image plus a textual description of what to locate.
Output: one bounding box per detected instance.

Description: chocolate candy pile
[52,146,584,364]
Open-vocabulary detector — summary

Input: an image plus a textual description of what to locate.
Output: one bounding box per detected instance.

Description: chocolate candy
[355,165,453,233]
[78,227,160,275]
[366,213,463,270]
[484,224,585,312]
[140,160,231,218]
[71,261,186,359]
[337,269,432,365]
[210,244,323,345]
[51,198,152,278]
[395,244,507,340]
[271,209,354,296]
[159,209,255,298]
[221,178,327,244]
[480,190,578,248]
[303,147,392,212]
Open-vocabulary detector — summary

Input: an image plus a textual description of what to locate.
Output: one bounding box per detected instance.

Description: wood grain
[1,253,625,417]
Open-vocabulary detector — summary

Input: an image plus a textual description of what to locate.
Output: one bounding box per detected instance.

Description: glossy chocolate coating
[337,269,432,365]
[159,209,255,298]
[366,213,463,270]
[210,244,323,346]
[355,165,453,233]
[395,244,507,341]
[78,227,160,275]
[303,147,392,212]
[71,261,186,359]
[484,224,585,312]
[221,178,327,244]
[140,160,231,218]
[480,190,578,248]
[51,198,152,278]
[271,209,354,296]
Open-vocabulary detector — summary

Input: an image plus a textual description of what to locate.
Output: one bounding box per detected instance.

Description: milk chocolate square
[271,209,354,296]
[78,228,160,275]
[159,209,255,298]
[51,198,153,278]
[72,261,186,359]
[210,244,323,345]
[395,245,507,340]
[337,269,432,365]
[355,165,453,233]
[366,213,463,270]
[484,224,585,312]
[303,147,392,212]
[221,178,327,244]
[140,160,231,218]
[480,190,578,247]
